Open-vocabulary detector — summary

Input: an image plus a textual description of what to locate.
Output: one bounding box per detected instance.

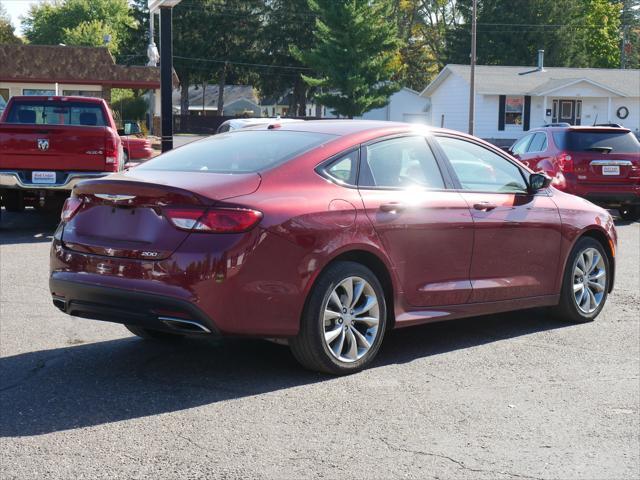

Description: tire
[551,237,610,323]
[2,190,25,212]
[619,206,640,222]
[290,261,387,375]
[125,324,184,341]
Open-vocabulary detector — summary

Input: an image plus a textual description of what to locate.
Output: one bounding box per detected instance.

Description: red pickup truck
[0,95,124,213]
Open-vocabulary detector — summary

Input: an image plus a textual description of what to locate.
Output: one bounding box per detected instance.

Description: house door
[552,99,582,125]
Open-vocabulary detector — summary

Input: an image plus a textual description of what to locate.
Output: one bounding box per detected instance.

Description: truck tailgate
[0,124,110,171]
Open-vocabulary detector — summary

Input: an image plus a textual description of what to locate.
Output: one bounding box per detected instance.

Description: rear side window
[138,130,335,173]
[323,150,358,185]
[6,101,107,126]
[553,131,640,153]
[527,132,547,152]
[359,136,445,189]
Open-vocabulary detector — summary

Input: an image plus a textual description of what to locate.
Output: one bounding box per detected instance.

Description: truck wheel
[2,190,25,212]
[619,206,640,222]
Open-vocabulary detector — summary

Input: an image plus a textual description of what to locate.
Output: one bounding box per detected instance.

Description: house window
[0,89,9,116]
[62,90,102,98]
[23,89,55,96]
[505,96,523,125]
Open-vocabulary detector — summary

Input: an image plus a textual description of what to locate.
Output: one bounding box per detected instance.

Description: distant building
[421,61,640,144]
[260,90,324,118]
[357,87,430,124]
[173,85,261,117]
[0,44,163,118]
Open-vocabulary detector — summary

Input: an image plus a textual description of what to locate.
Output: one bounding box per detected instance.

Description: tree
[22,0,136,54]
[620,0,640,69]
[295,0,402,118]
[445,0,623,68]
[171,0,263,116]
[0,4,21,44]
[259,0,318,116]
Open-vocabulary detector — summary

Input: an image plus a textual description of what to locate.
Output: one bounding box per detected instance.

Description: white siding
[358,88,430,124]
[428,73,470,132]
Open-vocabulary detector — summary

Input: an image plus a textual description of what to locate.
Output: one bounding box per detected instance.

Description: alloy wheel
[322,276,380,363]
[572,247,607,314]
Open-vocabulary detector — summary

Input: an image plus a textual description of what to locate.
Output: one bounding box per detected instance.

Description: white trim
[534,78,627,97]
[420,67,454,97]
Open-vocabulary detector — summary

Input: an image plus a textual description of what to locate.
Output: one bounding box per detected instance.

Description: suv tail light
[557,152,574,173]
[61,196,83,222]
[104,131,119,171]
[164,208,262,233]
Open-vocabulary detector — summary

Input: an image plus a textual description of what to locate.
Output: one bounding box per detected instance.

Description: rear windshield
[6,101,107,127]
[138,130,336,173]
[553,130,640,153]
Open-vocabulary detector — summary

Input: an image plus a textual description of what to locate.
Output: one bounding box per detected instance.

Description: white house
[421,61,640,144]
[357,87,430,124]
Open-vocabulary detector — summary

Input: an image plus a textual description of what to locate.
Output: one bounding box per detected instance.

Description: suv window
[437,136,528,194]
[553,130,640,153]
[511,134,532,155]
[138,130,335,173]
[527,132,547,152]
[359,136,444,189]
[6,100,107,126]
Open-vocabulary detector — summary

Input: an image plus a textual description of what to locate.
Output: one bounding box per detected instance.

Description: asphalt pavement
[0,209,638,479]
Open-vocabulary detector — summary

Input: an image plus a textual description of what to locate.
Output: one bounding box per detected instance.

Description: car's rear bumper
[128,146,154,160]
[50,277,220,336]
[0,170,108,191]
[565,177,640,207]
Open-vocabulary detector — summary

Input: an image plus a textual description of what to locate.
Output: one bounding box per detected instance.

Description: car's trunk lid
[62,171,261,259]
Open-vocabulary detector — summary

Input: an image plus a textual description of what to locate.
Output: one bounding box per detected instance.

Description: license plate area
[32,171,57,184]
[602,165,620,176]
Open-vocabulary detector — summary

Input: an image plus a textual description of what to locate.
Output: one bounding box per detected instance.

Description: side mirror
[117,128,125,136]
[529,172,551,192]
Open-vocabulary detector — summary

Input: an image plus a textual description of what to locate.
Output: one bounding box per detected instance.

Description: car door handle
[379,202,406,213]
[473,202,497,211]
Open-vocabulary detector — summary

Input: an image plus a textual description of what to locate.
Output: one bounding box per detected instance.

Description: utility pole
[468,0,477,135]
[149,0,181,152]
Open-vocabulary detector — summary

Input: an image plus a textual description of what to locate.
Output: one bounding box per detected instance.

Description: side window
[511,134,532,155]
[437,136,529,194]
[527,133,547,152]
[323,150,358,185]
[359,136,444,189]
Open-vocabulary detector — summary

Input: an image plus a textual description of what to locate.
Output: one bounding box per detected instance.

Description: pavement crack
[379,438,545,480]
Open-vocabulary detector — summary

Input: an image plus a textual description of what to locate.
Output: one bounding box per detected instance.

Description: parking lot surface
[1,210,638,480]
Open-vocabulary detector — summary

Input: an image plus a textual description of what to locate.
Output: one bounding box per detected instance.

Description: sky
[2,0,46,33]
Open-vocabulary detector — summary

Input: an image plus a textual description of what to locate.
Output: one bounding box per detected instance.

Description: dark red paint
[50,121,617,337]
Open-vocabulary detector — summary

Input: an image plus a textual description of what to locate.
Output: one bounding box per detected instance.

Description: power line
[173,55,311,71]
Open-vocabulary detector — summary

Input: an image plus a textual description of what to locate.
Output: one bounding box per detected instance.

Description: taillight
[164,208,262,233]
[105,132,119,172]
[557,152,573,173]
[61,197,83,222]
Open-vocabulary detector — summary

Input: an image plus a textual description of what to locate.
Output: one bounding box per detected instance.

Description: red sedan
[50,121,617,374]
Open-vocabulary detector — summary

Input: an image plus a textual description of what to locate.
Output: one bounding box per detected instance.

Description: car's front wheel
[290,261,387,375]
[552,237,610,323]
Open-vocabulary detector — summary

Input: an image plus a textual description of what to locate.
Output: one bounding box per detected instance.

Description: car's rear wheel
[2,190,25,212]
[290,261,387,375]
[552,237,609,323]
[125,324,184,341]
[619,206,640,222]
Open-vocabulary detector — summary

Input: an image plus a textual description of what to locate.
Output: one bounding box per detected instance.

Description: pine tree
[294,0,402,118]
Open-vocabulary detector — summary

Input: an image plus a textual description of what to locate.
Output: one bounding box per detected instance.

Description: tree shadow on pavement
[0,308,569,437]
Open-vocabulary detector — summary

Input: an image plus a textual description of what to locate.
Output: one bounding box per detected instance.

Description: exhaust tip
[159,316,211,334]
[52,297,67,312]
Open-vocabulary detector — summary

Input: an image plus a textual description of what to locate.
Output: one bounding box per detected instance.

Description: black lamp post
[149,0,181,152]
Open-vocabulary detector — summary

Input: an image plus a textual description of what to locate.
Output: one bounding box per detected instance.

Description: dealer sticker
[32,171,57,184]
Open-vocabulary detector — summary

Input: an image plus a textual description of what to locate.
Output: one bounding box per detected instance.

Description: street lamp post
[148,0,181,152]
